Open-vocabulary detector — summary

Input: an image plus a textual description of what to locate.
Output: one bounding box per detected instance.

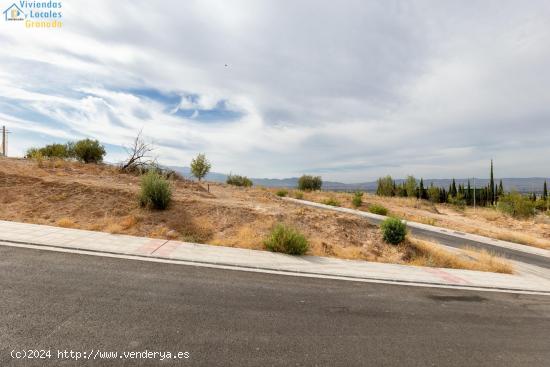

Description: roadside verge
[282,197,550,269]
[0,219,549,295]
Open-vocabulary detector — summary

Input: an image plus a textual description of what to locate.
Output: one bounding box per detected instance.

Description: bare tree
[120,130,155,173]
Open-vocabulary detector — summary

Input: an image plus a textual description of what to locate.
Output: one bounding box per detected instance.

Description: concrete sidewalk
[1,220,549,295]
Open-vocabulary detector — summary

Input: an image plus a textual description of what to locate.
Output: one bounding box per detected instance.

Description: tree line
[376,160,548,210]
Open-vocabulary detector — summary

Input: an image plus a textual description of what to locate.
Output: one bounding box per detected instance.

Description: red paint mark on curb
[424,268,472,285]
[135,239,168,255]
[152,241,180,258]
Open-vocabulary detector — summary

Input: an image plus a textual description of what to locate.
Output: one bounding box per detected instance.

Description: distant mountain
[167,166,549,193]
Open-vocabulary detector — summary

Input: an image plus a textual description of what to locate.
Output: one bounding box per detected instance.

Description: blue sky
[1,1,550,182]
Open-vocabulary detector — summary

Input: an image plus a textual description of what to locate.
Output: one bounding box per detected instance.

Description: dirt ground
[299,190,550,249]
[0,158,515,272]
[0,158,402,263]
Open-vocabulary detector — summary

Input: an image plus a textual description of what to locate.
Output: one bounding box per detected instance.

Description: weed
[369,204,388,216]
[264,223,309,255]
[138,170,172,210]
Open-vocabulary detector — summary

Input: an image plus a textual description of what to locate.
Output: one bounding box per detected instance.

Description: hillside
[0,157,513,272]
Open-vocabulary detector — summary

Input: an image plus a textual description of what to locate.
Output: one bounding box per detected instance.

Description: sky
[1,0,549,182]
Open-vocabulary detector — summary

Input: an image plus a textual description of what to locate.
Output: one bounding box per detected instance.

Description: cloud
[0,0,549,181]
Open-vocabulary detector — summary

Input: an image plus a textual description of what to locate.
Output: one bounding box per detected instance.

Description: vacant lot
[297,190,550,250]
[0,158,512,272]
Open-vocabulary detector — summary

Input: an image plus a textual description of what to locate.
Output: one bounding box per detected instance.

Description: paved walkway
[0,220,549,295]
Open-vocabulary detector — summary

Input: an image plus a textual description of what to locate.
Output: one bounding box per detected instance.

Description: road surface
[1,246,550,366]
[285,198,550,269]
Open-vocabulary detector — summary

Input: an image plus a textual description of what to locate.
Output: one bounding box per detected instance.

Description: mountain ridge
[168,166,549,193]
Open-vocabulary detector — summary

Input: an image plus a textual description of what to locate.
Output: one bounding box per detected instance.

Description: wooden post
[1,126,5,157]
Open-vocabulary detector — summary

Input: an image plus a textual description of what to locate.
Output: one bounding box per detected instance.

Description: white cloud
[1,0,549,181]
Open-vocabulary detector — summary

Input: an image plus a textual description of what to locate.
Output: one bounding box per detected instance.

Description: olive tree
[190,153,211,181]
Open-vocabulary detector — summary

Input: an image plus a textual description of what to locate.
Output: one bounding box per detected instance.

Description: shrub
[497,192,535,219]
[294,191,304,199]
[276,189,288,197]
[427,185,440,203]
[447,194,466,210]
[25,147,41,159]
[264,223,309,255]
[369,204,388,216]
[297,175,322,191]
[41,143,72,158]
[322,197,340,207]
[405,175,418,197]
[73,139,106,163]
[376,175,395,196]
[190,153,211,181]
[380,217,407,245]
[534,198,548,212]
[226,174,253,187]
[26,143,72,159]
[351,191,363,208]
[138,170,172,210]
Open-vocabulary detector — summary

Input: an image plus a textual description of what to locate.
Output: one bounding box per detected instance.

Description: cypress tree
[450,179,457,197]
[543,181,548,201]
[489,159,495,205]
[419,178,425,199]
[466,180,471,205]
[498,180,504,198]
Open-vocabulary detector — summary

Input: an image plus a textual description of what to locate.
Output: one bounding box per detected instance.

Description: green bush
[297,175,322,191]
[25,147,41,159]
[26,143,72,159]
[497,192,535,219]
[380,217,407,245]
[427,185,440,203]
[534,198,548,212]
[226,174,253,187]
[276,189,288,197]
[43,143,72,158]
[294,191,304,199]
[322,197,340,207]
[264,223,309,255]
[447,194,466,210]
[138,170,172,210]
[351,191,363,208]
[376,175,395,197]
[72,139,106,163]
[369,204,388,216]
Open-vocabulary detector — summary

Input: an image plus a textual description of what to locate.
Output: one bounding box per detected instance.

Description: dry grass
[56,217,77,228]
[492,231,549,249]
[407,238,513,274]
[295,189,550,250]
[0,158,521,273]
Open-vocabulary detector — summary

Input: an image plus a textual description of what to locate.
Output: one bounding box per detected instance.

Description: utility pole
[1,125,6,157]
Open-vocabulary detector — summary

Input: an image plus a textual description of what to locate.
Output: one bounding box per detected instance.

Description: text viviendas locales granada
[21,1,62,28]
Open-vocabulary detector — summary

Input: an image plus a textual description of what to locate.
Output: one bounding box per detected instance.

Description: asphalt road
[356,215,550,269]
[1,246,550,367]
[406,226,550,269]
[287,198,550,269]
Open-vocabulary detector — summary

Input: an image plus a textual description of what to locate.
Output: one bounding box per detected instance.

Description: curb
[1,238,549,296]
